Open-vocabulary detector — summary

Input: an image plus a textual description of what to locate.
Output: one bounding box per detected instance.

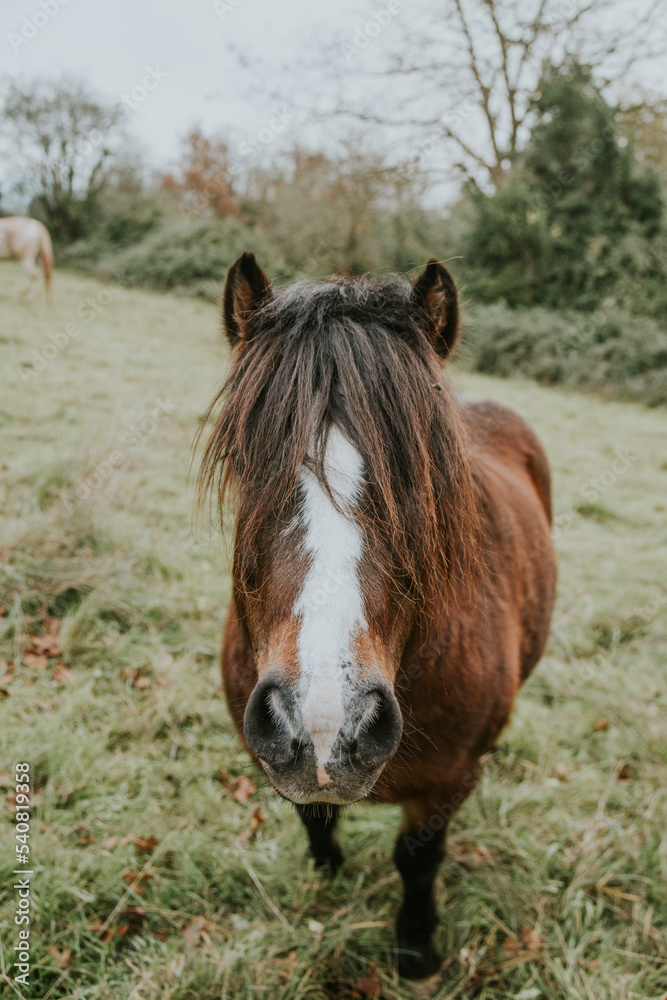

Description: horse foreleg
[295,803,342,871]
[394,796,450,979]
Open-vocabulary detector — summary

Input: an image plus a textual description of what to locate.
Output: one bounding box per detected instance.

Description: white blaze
[294,426,366,772]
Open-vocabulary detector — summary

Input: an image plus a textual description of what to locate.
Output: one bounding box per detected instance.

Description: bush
[109,216,292,292]
[63,214,293,295]
[457,301,667,405]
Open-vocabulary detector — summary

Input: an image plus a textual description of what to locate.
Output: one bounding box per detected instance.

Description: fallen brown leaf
[353,969,382,999]
[122,667,153,689]
[451,841,495,867]
[30,633,62,657]
[180,915,208,946]
[53,662,72,683]
[23,652,47,670]
[230,775,257,803]
[472,845,495,867]
[74,825,95,845]
[122,869,155,886]
[279,950,298,983]
[102,833,134,849]
[246,805,267,842]
[48,946,72,969]
[592,719,609,731]
[134,835,159,854]
[521,926,547,952]
[502,936,520,957]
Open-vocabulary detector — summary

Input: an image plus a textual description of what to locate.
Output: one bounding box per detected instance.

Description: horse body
[0,216,54,302]
[201,253,556,979]
[222,399,554,803]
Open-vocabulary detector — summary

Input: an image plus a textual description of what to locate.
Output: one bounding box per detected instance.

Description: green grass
[1,262,666,1000]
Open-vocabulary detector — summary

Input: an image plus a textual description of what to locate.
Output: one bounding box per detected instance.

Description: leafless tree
[325,0,667,186]
[0,77,125,239]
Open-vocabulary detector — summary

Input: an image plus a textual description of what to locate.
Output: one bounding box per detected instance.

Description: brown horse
[198,253,556,979]
[0,216,54,302]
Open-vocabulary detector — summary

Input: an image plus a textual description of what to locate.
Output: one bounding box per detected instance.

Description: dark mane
[197,274,481,607]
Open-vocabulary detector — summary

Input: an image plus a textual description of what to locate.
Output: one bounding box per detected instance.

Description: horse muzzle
[243,671,403,804]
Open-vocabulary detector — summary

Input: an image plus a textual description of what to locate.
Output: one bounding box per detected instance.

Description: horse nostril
[243,676,296,767]
[356,686,403,766]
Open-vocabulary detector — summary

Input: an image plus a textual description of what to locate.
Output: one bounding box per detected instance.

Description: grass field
[1,262,666,1000]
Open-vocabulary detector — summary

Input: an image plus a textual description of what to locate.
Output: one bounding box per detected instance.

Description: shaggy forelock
[197,273,481,608]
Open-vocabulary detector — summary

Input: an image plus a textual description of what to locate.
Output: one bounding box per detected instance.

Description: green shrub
[457,301,667,404]
[67,215,292,294]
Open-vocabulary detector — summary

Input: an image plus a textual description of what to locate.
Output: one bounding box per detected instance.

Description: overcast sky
[1,0,666,204]
[0,0,371,171]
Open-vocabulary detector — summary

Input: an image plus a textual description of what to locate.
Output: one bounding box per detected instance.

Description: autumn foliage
[162,128,240,218]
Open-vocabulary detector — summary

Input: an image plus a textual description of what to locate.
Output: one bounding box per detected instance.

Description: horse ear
[223,252,272,347]
[411,260,460,359]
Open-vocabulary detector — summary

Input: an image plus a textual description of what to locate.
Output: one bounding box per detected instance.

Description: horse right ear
[223,252,272,347]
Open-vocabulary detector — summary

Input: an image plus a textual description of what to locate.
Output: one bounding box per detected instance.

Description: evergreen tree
[462,61,664,313]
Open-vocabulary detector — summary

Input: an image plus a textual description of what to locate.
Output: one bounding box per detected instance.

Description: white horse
[0,216,54,302]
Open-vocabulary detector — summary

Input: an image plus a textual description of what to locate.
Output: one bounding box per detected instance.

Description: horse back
[462,399,553,520]
[462,399,556,672]
[0,216,47,258]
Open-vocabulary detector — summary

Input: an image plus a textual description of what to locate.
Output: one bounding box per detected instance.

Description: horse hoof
[396,940,441,980]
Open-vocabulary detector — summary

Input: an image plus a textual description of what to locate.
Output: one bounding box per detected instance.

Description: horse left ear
[411,260,460,359]
[223,252,273,347]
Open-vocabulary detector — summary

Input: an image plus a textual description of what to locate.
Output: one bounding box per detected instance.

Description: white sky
[0,0,370,172]
[1,0,665,203]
